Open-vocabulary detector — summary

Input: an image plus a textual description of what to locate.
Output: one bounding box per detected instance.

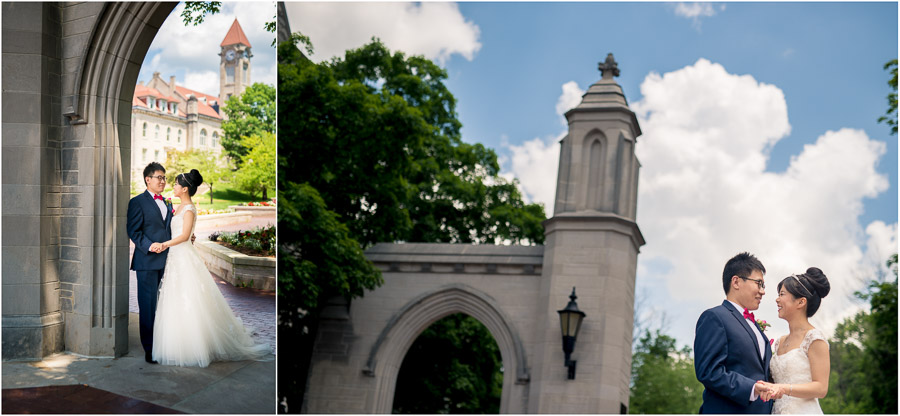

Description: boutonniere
[166,197,174,213]
[756,319,770,332]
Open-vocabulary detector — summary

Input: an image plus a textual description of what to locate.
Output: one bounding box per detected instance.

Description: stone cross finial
[598,53,620,80]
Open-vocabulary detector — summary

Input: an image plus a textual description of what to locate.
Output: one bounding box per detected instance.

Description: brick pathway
[129,213,276,355]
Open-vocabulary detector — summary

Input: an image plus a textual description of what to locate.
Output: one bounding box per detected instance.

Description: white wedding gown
[152,204,270,367]
[770,328,828,414]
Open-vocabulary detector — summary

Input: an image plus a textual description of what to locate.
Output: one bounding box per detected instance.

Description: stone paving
[129,213,276,354]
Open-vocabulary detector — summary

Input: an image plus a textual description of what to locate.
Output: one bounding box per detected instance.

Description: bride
[755,268,831,414]
[151,169,270,367]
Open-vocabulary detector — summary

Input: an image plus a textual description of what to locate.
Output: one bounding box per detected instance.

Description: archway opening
[392,313,503,414]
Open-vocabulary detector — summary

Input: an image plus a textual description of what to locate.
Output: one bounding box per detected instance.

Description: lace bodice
[770,328,828,414]
[170,204,197,246]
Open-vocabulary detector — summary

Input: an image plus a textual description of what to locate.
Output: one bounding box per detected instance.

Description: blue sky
[287,2,897,349]
[138,2,277,97]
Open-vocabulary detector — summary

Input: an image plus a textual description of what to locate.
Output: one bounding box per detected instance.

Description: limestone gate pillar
[2,2,176,360]
[529,54,645,413]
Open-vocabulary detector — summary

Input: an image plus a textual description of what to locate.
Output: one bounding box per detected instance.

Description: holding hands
[755,380,786,402]
[149,242,168,253]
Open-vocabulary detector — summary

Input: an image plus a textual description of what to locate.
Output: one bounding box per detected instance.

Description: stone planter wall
[195,241,275,291]
[195,212,253,228]
[228,205,276,217]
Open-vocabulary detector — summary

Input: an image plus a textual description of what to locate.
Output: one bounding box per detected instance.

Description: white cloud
[555,81,584,125]
[183,71,220,98]
[675,2,717,19]
[138,3,276,93]
[502,82,585,215]
[284,2,481,65]
[631,58,893,344]
[673,2,722,30]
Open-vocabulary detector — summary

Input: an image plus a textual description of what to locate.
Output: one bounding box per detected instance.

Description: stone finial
[598,53,620,80]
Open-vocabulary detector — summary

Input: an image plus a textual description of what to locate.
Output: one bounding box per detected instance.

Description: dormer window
[158,99,166,111]
[148,97,155,108]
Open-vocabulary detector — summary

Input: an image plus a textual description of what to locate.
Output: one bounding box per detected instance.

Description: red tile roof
[174,85,223,119]
[133,84,219,119]
[134,84,179,102]
[221,19,251,48]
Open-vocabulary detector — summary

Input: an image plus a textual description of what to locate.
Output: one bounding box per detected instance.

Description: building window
[148,97,155,109]
[142,148,147,162]
[211,132,218,147]
[166,127,171,141]
[155,150,159,161]
[226,66,234,83]
[243,62,248,83]
[200,129,207,146]
[159,99,166,111]
[142,122,147,137]
[155,125,159,140]
[178,129,182,143]
[172,103,177,114]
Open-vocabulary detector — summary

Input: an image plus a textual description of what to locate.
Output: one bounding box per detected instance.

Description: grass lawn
[131,182,275,211]
[191,183,276,211]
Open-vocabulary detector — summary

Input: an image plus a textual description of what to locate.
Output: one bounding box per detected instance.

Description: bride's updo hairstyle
[777,267,831,317]
[175,169,203,196]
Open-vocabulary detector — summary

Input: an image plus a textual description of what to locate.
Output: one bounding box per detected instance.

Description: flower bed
[240,198,276,207]
[210,225,275,257]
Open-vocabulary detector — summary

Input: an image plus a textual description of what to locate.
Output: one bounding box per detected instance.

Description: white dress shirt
[148,190,167,219]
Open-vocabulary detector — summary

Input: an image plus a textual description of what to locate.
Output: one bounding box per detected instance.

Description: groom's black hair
[143,162,165,179]
[722,252,766,294]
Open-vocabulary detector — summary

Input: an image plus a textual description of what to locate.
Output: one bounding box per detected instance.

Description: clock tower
[219,18,252,106]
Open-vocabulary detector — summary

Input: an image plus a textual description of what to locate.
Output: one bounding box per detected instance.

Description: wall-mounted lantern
[557,287,586,380]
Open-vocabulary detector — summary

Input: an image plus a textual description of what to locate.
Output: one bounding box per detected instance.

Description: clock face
[225,50,235,61]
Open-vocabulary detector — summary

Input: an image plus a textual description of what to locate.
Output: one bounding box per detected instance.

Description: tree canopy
[277,34,547,413]
[234,131,276,199]
[630,329,704,414]
[221,82,276,164]
[392,314,503,414]
[877,59,898,135]
[820,254,898,414]
[278,36,546,248]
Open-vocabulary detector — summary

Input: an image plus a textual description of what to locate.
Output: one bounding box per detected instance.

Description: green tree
[630,330,704,414]
[234,131,275,200]
[221,83,276,164]
[279,35,546,248]
[877,59,898,135]
[277,182,382,413]
[820,254,898,414]
[164,149,231,205]
[392,314,503,414]
[277,34,547,412]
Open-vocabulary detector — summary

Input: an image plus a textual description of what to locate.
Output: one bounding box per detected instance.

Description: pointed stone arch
[362,284,530,413]
[582,128,608,211]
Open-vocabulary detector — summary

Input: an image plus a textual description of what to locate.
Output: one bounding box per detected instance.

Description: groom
[694,252,773,414]
[127,162,173,364]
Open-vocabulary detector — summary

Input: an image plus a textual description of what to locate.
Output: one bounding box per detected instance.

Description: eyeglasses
[738,276,765,290]
[148,175,167,182]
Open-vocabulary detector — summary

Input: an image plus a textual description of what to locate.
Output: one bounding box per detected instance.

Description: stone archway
[363,284,530,414]
[2,2,177,360]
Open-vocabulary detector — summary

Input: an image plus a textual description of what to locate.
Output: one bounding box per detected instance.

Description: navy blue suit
[694,301,773,414]
[126,190,172,354]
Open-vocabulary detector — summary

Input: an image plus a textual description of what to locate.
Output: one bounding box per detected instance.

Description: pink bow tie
[743,308,755,321]
[153,194,164,201]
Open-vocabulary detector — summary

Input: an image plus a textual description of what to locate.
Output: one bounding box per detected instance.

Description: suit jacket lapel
[144,190,167,225]
[723,301,765,366]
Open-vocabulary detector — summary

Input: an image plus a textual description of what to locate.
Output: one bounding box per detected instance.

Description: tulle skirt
[152,241,270,367]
